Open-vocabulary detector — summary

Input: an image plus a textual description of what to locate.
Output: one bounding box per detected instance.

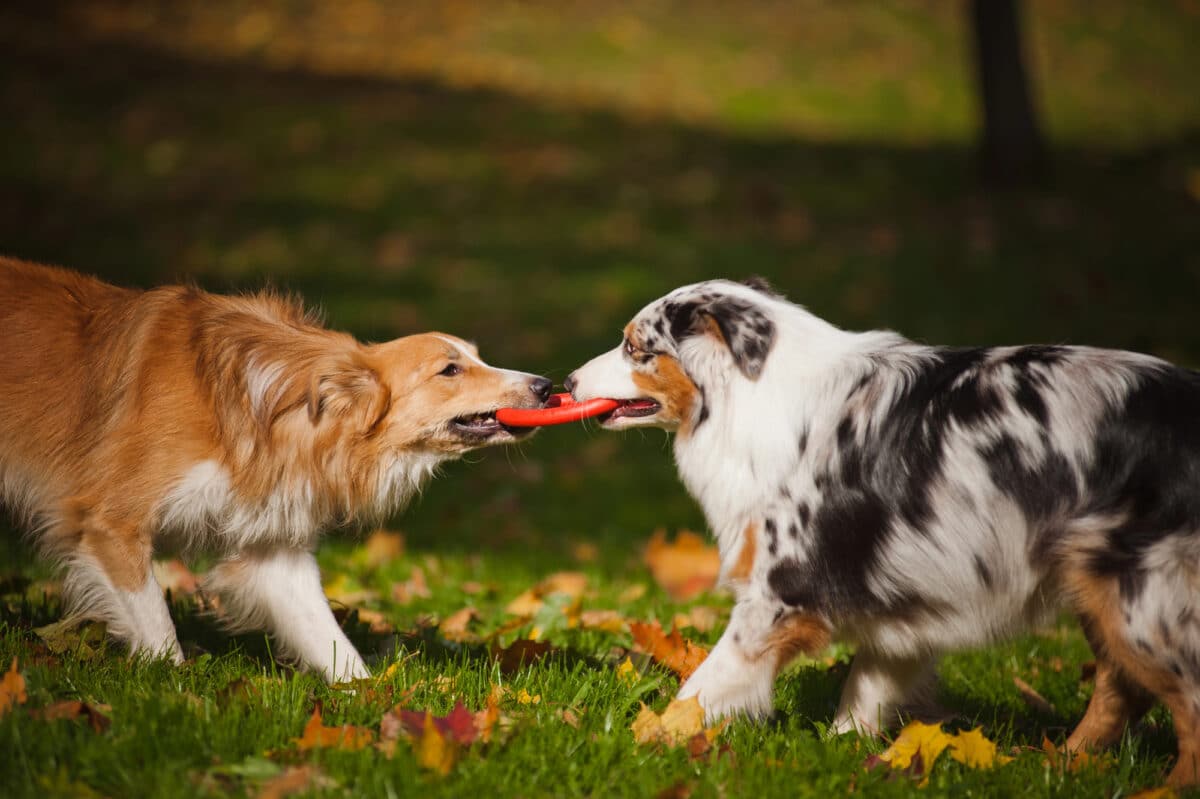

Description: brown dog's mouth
[450,411,534,439]
[600,398,661,422]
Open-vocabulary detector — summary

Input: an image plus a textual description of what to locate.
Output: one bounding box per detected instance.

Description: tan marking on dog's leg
[1066,658,1154,751]
[728,523,757,583]
[1066,566,1198,785]
[764,613,831,674]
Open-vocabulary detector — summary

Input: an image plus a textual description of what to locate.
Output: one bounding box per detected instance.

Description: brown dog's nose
[563,373,577,395]
[529,376,553,402]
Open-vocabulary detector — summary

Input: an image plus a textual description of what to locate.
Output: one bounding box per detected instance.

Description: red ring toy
[496,393,619,427]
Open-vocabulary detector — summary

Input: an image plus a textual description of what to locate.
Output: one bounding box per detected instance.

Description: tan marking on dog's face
[368,333,543,454]
[631,354,699,432]
[728,523,756,583]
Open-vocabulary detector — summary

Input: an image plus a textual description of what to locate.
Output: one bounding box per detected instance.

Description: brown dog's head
[307,332,551,455]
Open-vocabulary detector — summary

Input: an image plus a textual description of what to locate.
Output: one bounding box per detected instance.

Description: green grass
[1,1,1199,796]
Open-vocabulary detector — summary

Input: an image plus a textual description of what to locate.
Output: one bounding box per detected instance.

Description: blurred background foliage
[1,0,1198,568]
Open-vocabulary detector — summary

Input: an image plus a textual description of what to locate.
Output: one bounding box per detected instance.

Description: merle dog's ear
[669,296,776,380]
[741,276,777,296]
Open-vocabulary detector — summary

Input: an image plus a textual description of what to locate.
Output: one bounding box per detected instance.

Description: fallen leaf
[672,606,721,633]
[0,658,27,718]
[629,620,709,681]
[31,699,111,733]
[618,584,648,603]
[355,608,394,634]
[322,574,380,607]
[560,708,581,728]
[1128,787,1176,799]
[504,571,588,616]
[1013,675,1056,715]
[257,765,326,799]
[616,656,639,685]
[578,609,627,633]
[356,529,405,570]
[414,712,456,775]
[1042,736,1111,774]
[571,542,599,563]
[439,607,480,642]
[153,559,200,595]
[644,529,721,600]
[878,722,1012,784]
[656,782,694,799]
[946,727,1013,769]
[33,618,107,660]
[632,697,721,747]
[492,639,555,674]
[293,707,374,751]
[391,567,431,604]
[517,689,540,705]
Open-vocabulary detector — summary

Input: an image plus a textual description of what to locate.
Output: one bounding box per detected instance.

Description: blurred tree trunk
[968,0,1048,184]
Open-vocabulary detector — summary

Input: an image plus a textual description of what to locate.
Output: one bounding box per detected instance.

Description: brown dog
[0,257,550,681]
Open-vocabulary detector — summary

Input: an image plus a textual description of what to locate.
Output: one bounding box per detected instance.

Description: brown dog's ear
[307,354,391,432]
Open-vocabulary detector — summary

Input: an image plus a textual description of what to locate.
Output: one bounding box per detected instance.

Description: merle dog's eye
[624,339,637,356]
[439,363,462,377]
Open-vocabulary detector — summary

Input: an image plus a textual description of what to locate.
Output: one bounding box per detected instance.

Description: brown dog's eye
[439,363,462,377]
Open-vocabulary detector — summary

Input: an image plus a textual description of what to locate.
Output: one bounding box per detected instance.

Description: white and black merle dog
[566,278,1200,786]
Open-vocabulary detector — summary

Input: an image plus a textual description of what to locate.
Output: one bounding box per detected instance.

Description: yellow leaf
[631,697,707,747]
[947,727,1013,769]
[880,720,953,771]
[504,572,588,617]
[1128,788,1176,799]
[616,657,639,685]
[517,689,541,705]
[0,658,28,718]
[415,712,456,776]
[578,609,627,633]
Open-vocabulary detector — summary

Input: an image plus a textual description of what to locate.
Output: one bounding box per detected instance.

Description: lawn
[1,1,1199,796]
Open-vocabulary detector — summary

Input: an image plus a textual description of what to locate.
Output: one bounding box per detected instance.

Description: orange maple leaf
[293,707,374,751]
[644,529,720,601]
[0,658,27,718]
[629,620,709,681]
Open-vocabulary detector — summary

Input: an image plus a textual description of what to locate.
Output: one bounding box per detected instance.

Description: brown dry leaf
[559,708,581,728]
[322,574,380,606]
[357,529,405,570]
[492,639,555,674]
[293,707,374,751]
[257,765,324,799]
[618,584,648,603]
[439,607,480,642]
[355,608,394,634]
[31,699,111,733]
[391,567,431,605]
[644,529,720,601]
[153,559,200,595]
[1127,788,1176,799]
[504,571,588,617]
[578,609,627,633]
[632,697,715,747]
[0,658,28,718]
[629,620,709,681]
[1012,676,1056,714]
[571,542,599,563]
[1042,736,1110,774]
[672,606,721,633]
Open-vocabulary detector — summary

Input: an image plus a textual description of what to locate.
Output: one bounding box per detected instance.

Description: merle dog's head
[566,278,778,432]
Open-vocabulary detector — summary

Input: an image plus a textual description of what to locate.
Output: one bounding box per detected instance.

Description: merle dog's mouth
[450,411,533,439]
[600,398,661,423]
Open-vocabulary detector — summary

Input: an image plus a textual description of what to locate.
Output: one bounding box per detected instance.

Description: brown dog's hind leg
[1066,657,1154,751]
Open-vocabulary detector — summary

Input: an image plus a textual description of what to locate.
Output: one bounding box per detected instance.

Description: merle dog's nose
[529,376,553,402]
[563,373,577,395]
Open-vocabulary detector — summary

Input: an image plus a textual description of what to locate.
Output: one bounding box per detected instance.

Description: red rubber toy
[496,393,619,427]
